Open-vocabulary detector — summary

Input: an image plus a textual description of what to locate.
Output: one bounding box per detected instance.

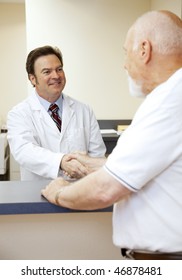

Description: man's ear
[29,74,36,87]
[140,40,152,64]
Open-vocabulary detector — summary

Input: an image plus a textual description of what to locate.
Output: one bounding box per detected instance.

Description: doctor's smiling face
[29,53,66,103]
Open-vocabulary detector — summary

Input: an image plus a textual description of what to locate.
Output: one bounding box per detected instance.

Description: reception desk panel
[0,180,120,260]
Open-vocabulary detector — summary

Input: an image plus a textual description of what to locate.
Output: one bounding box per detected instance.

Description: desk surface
[0,180,112,215]
[102,133,120,140]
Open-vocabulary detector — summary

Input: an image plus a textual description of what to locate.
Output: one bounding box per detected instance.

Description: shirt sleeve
[105,100,182,191]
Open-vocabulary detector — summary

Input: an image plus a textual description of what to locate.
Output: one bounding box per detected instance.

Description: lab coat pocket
[65,127,89,152]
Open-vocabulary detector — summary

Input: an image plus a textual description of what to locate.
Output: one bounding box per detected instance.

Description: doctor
[7,45,106,181]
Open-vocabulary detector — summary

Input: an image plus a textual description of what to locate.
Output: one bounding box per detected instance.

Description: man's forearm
[87,156,106,171]
[41,168,131,210]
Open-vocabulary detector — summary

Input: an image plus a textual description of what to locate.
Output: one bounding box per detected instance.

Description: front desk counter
[0,180,121,260]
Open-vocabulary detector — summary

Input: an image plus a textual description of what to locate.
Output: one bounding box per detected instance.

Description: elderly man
[42,11,182,259]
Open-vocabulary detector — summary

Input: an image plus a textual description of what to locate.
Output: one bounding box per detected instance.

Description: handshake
[60,152,106,179]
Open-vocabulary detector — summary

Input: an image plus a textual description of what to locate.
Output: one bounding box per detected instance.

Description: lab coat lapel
[28,92,60,135]
[61,95,74,138]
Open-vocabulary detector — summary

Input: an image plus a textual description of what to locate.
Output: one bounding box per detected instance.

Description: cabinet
[98,119,131,155]
[102,133,119,154]
[0,133,10,180]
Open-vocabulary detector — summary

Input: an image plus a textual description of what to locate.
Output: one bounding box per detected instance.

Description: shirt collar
[35,91,63,114]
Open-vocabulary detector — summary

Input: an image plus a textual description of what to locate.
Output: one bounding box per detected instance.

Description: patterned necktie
[49,103,62,132]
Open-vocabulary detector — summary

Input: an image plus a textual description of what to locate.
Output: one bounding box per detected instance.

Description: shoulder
[8,94,36,117]
[63,94,92,111]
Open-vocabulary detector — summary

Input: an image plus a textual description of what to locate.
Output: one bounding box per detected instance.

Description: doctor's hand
[65,152,107,172]
[60,154,89,179]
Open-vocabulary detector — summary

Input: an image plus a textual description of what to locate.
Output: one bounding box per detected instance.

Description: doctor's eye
[42,70,51,75]
[57,67,63,72]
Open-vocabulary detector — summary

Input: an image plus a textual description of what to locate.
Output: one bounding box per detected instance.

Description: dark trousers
[121,248,182,260]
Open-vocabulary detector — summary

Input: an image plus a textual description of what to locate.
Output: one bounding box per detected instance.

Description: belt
[121,248,182,260]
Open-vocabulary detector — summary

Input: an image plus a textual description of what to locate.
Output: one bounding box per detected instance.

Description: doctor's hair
[26,45,64,76]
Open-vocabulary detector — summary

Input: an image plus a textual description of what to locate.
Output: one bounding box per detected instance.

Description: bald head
[124,10,182,95]
[130,10,182,55]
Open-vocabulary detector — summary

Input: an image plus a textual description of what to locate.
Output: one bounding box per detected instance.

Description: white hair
[132,11,182,55]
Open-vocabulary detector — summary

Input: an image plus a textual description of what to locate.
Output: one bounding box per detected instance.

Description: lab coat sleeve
[7,107,63,179]
[87,106,106,157]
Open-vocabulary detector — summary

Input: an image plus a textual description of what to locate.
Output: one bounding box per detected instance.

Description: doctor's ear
[29,74,36,87]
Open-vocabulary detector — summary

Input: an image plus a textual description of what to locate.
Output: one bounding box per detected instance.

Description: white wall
[151,0,181,17]
[25,0,151,119]
[1,0,181,124]
[0,3,26,128]
[0,0,181,180]
[0,3,26,180]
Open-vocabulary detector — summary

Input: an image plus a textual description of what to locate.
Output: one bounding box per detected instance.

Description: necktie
[49,103,62,132]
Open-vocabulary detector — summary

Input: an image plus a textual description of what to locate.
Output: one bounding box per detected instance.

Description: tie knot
[49,103,59,113]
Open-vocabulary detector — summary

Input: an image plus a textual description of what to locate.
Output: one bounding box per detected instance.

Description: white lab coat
[7,91,106,181]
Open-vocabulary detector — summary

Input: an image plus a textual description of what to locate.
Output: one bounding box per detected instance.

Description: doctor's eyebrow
[41,68,51,74]
[41,65,63,74]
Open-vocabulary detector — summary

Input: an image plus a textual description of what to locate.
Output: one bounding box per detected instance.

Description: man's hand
[61,154,90,179]
[41,177,69,205]
[41,167,131,210]
[65,152,106,172]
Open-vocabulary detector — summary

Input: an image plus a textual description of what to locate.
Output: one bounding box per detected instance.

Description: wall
[25,0,150,120]
[1,0,181,180]
[0,0,181,123]
[0,3,26,128]
[0,212,121,260]
[151,0,181,17]
[1,0,181,123]
[0,3,26,180]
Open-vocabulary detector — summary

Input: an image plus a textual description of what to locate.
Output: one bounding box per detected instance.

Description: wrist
[55,188,65,205]
[60,154,66,171]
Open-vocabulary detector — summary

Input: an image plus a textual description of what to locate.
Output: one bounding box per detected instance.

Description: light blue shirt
[36,91,63,118]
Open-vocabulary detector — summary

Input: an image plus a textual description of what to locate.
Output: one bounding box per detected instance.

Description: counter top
[0,180,113,215]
